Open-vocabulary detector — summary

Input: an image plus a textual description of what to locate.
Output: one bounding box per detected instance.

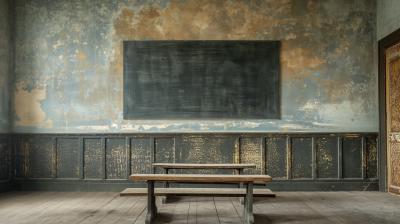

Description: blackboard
[123,41,280,119]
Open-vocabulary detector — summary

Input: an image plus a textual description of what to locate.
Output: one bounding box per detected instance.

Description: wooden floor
[0,191,399,224]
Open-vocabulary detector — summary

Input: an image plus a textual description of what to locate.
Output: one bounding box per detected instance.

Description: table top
[129,174,272,182]
[152,163,256,169]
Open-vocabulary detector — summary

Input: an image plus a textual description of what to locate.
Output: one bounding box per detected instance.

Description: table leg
[162,168,169,204]
[238,168,244,205]
[243,181,254,224]
[145,180,157,224]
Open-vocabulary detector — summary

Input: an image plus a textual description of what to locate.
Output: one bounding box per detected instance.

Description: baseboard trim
[0,182,14,194]
[13,180,379,191]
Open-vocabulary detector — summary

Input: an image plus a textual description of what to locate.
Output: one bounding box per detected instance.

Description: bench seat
[120,188,275,197]
[145,180,267,185]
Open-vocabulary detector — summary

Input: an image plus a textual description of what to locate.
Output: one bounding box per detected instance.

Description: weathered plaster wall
[377,0,400,40]
[0,0,11,133]
[12,0,378,133]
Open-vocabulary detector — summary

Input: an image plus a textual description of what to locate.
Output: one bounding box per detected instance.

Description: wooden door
[386,43,400,195]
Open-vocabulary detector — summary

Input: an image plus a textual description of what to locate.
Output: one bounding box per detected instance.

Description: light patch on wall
[281,41,324,82]
[14,83,53,128]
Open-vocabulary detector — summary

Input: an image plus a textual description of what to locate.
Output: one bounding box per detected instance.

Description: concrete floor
[0,191,399,224]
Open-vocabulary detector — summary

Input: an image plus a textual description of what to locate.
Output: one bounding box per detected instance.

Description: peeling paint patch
[14,83,53,128]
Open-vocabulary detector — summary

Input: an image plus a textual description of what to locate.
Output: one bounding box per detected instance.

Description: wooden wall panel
[14,138,26,179]
[0,138,9,181]
[367,136,378,179]
[239,138,263,175]
[106,138,127,179]
[180,136,234,174]
[292,138,313,179]
[28,138,52,178]
[57,138,79,179]
[155,138,175,174]
[10,133,379,191]
[316,138,338,178]
[266,137,287,179]
[343,137,362,178]
[83,138,102,179]
[131,138,151,175]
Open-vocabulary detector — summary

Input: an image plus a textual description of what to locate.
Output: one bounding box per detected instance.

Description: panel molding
[8,132,379,191]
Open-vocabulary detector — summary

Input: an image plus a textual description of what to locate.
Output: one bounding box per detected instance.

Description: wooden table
[130,174,272,224]
[152,163,257,204]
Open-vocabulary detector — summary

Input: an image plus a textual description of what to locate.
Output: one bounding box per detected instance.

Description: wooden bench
[152,163,274,204]
[129,174,272,224]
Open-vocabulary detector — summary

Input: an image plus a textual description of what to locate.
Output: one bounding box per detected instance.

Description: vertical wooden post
[362,137,367,179]
[79,137,83,180]
[102,137,106,180]
[52,137,57,179]
[338,137,343,179]
[312,137,317,179]
[126,137,131,181]
[150,137,155,174]
[287,137,292,180]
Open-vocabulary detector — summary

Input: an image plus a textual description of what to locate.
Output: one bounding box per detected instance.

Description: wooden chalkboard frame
[123,40,280,119]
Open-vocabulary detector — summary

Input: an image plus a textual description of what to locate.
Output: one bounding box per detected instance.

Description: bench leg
[162,168,169,204]
[146,180,157,224]
[243,181,254,224]
[239,182,244,205]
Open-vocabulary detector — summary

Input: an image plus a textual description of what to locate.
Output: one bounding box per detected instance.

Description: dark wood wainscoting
[10,133,379,191]
[0,134,13,193]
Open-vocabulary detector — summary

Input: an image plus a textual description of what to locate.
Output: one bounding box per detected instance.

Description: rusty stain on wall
[11,0,378,133]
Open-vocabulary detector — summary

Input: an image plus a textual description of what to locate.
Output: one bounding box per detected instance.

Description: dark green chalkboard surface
[123,41,280,119]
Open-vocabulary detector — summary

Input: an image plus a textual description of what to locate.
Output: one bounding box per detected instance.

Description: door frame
[378,27,400,192]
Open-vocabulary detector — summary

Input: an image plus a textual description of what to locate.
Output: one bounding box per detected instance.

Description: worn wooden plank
[121,188,275,197]
[343,137,362,178]
[239,138,263,175]
[153,163,256,169]
[195,197,219,224]
[106,138,127,179]
[26,191,96,224]
[116,196,148,224]
[292,138,313,179]
[155,138,175,174]
[79,193,126,224]
[316,137,338,178]
[179,136,235,174]
[46,191,108,223]
[168,196,191,224]
[2,191,75,223]
[313,192,376,224]
[214,197,243,224]
[251,196,291,224]
[58,192,119,224]
[292,191,347,223]
[0,191,55,216]
[129,174,272,182]
[83,138,102,179]
[265,137,287,179]
[57,138,80,178]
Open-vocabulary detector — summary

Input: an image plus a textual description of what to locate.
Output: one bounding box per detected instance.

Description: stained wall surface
[12,0,378,133]
[377,0,400,40]
[0,0,11,133]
